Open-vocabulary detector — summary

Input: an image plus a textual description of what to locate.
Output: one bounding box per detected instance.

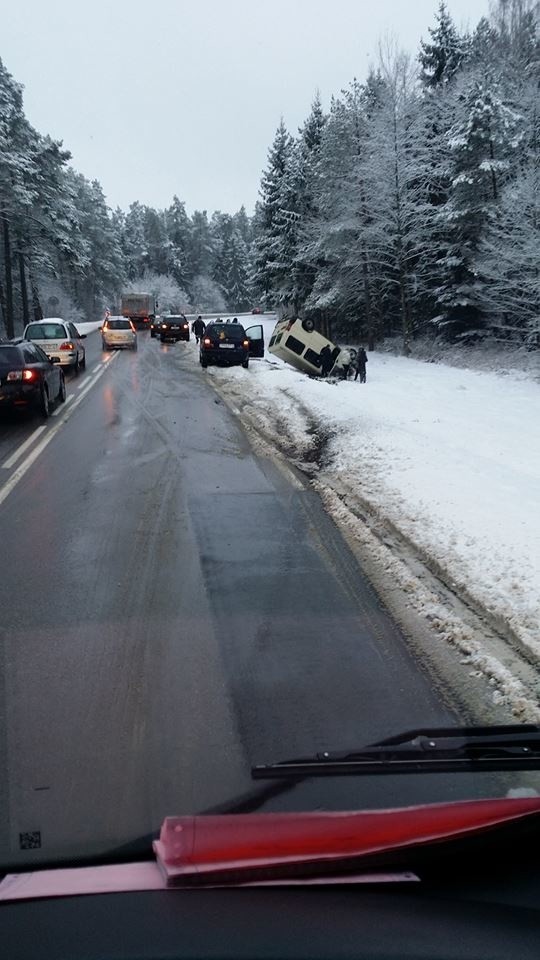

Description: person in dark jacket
[354,347,368,383]
[319,344,333,377]
[192,316,206,343]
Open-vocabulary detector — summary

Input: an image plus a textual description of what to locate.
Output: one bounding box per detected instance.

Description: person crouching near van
[337,347,352,379]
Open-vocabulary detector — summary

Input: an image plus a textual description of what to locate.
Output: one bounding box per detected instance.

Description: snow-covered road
[207,331,540,681]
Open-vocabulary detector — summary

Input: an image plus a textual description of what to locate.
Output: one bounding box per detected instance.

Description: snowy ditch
[205,346,540,722]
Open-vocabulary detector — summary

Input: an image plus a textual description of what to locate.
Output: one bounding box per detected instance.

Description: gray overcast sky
[1,0,490,214]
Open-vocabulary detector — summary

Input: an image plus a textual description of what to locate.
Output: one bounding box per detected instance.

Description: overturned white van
[268,317,354,376]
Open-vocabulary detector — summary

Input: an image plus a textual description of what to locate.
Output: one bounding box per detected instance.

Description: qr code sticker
[19,831,41,850]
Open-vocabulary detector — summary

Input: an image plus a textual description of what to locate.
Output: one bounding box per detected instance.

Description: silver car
[101,316,137,351]
[24,319,86,372]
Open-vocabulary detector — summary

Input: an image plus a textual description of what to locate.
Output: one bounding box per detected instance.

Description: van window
[285,335,305,356]
[304,348,322,368]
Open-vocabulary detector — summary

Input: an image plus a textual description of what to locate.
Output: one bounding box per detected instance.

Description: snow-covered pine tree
[478,161,540,343]
[357,47,439,354]
[225,231,252,312]
[144,208,170,277]
[189,210,215,280]
[301,86,366,341]
[252,119,294,308]
[232,206,251,245]
[434,75,524,339]
[164,196,193,293]
[292,93,327,313]
[0,57,39,335]
[419,0,469,88]
[122,202,148,281]
[190,274,226,313]
[70,175,125,319]
[476,4,540,340]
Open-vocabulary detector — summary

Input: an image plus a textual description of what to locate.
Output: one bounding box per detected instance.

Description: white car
[268,317,354,376]
[24,319,86,373]
[101,316,137,351]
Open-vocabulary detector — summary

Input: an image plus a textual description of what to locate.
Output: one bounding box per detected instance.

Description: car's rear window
[106,319,132,330]
[0,346,22,365]
[26,323,66,340]
[207,325,246,340]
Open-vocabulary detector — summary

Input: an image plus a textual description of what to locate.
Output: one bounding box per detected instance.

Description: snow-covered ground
[204,320,540,710]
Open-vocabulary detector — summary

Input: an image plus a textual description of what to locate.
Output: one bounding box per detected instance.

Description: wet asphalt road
[0,331,470,868]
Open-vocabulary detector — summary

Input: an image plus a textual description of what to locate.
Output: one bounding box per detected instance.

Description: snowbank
[208,350,540,667]
[76,321,102,335]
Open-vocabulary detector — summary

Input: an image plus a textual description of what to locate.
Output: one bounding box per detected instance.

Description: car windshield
[1,0,540,879]
[25,323,66,340]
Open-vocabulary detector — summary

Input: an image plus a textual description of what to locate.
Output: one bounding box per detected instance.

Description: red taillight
[143,317,149,323]
[6,369,36,382]
[203,337,211,346]
[60,341,75,351]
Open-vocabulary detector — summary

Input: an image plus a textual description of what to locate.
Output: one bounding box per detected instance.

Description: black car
[149,316,162,338]
[0,340,66,418]
[200,321,264,368]
[160,316,190,343]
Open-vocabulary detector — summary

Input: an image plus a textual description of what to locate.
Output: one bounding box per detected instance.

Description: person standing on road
[354,347,368,383]
[319,345,333,378]
[192,316,206,344]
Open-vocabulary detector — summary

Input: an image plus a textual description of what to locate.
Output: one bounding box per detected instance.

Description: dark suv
[199,321,264,369]
[160,316,190,343]
[0,340,66,417]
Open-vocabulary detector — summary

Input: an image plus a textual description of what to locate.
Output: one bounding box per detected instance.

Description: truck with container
[120,292,157,330]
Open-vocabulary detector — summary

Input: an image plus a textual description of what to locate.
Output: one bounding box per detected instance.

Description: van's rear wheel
[302,318,315,332]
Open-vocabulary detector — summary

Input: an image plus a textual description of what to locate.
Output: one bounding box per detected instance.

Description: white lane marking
[0,352,119,508]
[51,394,73,417]
[91,364,100,374]
[1,426,47,470]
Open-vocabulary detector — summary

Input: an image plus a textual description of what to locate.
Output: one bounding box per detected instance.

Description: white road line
[91,364,100,374]
[1,426,47,470]
[0,352,118,508]
[51,394,73,417]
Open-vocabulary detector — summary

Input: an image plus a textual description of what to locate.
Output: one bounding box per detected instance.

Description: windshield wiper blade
[252,725,540,779]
